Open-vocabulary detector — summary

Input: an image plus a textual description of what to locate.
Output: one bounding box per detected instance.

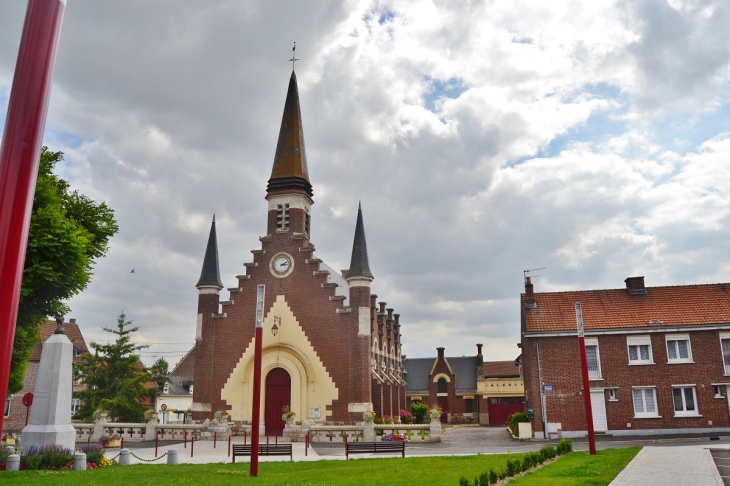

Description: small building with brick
[191,70,405,435]
[156,347,195,424]
[478,359,525,427]
[3,319,88,434]
[521,275,730,439]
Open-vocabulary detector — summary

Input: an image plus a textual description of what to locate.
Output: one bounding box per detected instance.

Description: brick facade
[522,276,730,438]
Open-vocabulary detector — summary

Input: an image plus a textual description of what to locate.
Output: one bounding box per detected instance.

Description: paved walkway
[91,427,730,484]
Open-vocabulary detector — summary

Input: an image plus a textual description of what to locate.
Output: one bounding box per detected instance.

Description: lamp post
[0,0,66,436]
[250,284,265,477]
[575,302,596,455]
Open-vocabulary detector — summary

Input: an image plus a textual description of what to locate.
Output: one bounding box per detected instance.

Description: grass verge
[508,447,641,486]
[0,447,640,486]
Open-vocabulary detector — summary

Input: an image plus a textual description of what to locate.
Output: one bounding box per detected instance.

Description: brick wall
[524,329,730,433]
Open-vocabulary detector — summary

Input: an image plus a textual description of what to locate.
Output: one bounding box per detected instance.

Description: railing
[73,413,230,442]
[375,424,433,441]
[308,422,437,442]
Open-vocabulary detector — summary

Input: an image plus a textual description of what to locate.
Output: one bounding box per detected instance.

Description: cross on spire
[289,42,299,71]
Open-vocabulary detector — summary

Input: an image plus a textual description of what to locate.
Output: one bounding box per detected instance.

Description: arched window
[437,378,447,393]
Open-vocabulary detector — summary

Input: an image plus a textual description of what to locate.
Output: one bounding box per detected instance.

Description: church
[191,70,406,435]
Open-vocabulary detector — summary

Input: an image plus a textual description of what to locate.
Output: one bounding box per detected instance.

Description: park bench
[345,441,405,460]
[231,444,292,462]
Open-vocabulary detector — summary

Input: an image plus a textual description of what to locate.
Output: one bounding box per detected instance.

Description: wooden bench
[231,444,292,462]
[345,441,405,459]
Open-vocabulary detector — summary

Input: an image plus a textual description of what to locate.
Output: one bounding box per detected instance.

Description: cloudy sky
[2,0,730,368]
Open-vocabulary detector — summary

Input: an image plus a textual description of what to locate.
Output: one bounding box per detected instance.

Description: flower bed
[381,432,408,442]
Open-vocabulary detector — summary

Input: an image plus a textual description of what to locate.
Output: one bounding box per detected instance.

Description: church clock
[270,253,294,277]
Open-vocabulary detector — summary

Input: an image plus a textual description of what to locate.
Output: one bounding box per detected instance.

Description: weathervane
[289,42,299,71]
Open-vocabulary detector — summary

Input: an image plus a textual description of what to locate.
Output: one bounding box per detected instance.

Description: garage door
[488,397,525,427]
[590,390,607,432]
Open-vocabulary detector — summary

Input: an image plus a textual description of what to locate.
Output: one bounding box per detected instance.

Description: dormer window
[276,204,290,229]
[163,383,170,394]
[189,385,194,395]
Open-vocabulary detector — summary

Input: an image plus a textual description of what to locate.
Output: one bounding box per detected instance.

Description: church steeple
[347,203,373,281]
[267,71,313,202]
[196,215,223,290]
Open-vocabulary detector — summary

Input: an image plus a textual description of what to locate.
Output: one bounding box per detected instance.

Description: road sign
[22,392,33,407]
[161,404,167,410]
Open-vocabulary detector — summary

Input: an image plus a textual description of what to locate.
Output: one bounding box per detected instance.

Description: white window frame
[671,385,700,417]
[627,335,654,365]
[4,397,10,417]
[720,333,730,375]
[713,385,723,398]
[608,389,617,401]
[71,398,81,415]
[163,383,170,394]
[632,386,660,418]
[585,338,602,380]
[665,334,693,364]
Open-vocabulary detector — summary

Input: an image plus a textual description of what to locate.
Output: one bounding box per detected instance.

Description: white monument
[20,318,76,451]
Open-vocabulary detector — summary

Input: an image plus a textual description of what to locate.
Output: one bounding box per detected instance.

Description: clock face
[271,253,293,277]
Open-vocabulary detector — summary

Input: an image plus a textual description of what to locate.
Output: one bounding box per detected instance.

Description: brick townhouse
[521,276,730,438]
[191,70,405,434]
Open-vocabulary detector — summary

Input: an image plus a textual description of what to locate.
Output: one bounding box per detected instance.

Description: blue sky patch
[423,76,468,113]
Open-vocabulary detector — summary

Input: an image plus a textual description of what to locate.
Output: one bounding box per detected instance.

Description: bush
[499,470,507,480]
[506,459,517,476]
[459,477,470,486]
[507,411,528,436]
[410,402,428,424]
[488,468,498,484]
[478,472,489,485]
[522,457,531,472]
[21,444,74,470]
[557,438,573,455]
[80,443,104,464]
[540,444,557,459]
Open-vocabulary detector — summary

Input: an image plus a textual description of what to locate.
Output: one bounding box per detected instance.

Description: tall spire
[347,202,373,280]
[196,215,223,289]
[266,71,313,201]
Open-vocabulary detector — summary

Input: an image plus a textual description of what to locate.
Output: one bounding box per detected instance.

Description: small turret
[196,215,223,291]
[346,203,373,282]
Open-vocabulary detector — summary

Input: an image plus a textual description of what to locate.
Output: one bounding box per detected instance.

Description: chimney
[379,302,386,314]
[437,347,445,359]
[476,343,483,355]
[524,277,536,308]
[625,276,646,295]
[69,318,76,324]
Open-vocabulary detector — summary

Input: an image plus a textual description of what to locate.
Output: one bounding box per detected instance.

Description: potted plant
[99,433,122,448]
[362,411,376,423]
[2,433,17,446]
[281,406,296,425]
[428,405,443,420]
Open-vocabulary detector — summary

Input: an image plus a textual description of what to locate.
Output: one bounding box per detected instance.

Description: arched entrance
[264,367,291,436]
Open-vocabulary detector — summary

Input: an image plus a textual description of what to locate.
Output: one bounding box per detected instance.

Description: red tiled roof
[483,360,520,378]
[31,320,89,360]
[523,283,730,333]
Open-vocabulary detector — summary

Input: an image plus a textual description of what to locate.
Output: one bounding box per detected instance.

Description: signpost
[22,392,33,426]
[250,284,265,477]
[575,302,596,455]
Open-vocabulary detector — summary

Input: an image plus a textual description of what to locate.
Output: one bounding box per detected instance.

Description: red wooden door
[264,368,291,437]
[488,397,525,426]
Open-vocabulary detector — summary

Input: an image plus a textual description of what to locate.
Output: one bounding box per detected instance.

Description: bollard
[6,454,19,471]
[74,452,87,471]
[167,450,179,465]
[228,436,231,457]
[214,431,217,449]
[119,449,131,466]
[184,430,187,448]
[191,435,194,458]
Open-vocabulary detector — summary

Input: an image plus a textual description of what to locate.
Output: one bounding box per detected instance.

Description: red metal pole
[266,434,269,445]
[24,406,29,426]
[214,431,217,449]
[191,435,194,457]
[184,430,187,448]
[87,436,90,446]
[250,285,265,477]
[305,431,308,457]
[121,437,124,449]
[0,0,66,435]
[244,430,247,445]
[228,435,231,457]
[155,431,159,457]
[575,302,596,455]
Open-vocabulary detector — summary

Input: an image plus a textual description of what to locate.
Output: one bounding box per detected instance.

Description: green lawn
[509,447,641,486]
[0,447,640,485]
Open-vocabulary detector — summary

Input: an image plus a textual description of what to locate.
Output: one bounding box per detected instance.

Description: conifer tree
[73,312,154,422]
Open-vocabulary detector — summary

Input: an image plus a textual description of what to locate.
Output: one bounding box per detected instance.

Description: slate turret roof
[196,215,223,289]
[347,203,373,280]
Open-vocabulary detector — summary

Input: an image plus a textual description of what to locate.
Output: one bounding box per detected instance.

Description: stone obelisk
[20,317,76,451]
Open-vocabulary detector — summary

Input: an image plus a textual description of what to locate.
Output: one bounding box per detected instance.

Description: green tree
[73,312,154,422]
[11,147,118,394]
[150,357,170,390]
